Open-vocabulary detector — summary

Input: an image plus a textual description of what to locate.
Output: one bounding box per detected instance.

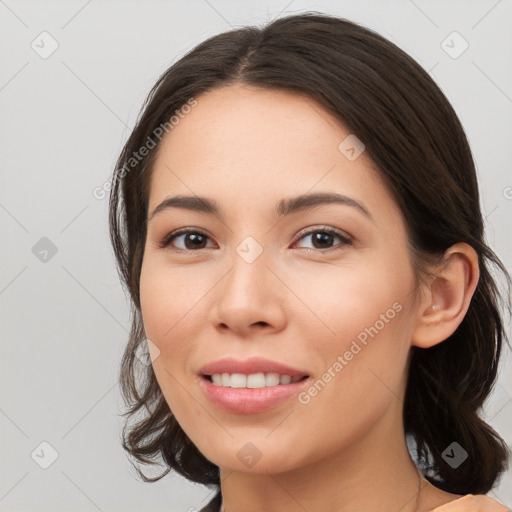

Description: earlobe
[412,243,479,349]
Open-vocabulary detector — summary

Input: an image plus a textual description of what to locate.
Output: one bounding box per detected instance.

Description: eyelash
[159,226,353,253]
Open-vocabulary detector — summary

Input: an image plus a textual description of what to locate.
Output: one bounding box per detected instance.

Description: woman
[109,12,511,512]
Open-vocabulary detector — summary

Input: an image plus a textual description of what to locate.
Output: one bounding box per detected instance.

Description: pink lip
[197,357,311,414]
[199,356,309,378]
[198,374,311,414]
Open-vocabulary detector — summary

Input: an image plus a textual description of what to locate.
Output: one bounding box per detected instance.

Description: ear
[412,243,480,349]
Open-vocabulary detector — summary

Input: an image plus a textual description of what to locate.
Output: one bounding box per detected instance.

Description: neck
[218,396,433,512]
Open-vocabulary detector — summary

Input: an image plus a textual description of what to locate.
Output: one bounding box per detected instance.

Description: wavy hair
[109,11,511,495]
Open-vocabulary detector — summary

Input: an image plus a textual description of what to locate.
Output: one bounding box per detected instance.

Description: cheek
[282,253,413,343]
[139,261,207,421]
[139,259,205,343]
[289,272,414,460]
[287,254,416,409]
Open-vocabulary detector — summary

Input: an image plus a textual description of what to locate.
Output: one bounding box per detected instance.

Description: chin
[201,443,307,475]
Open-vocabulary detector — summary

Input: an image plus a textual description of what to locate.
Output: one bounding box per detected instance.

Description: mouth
[198,371,312,414]
[198,356,311,385]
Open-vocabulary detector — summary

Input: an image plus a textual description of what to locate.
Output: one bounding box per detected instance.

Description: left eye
[294,227,352,251]
[160,227,352,252]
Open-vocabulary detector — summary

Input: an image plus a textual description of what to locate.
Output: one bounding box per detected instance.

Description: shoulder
[430,494,510,511]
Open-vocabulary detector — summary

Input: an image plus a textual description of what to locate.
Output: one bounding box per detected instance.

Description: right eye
[160,228,216,251]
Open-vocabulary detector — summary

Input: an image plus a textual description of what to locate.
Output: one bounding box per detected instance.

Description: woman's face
[140,84,422,473]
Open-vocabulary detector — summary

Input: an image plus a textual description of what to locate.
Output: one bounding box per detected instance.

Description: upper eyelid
[295,225,351,240]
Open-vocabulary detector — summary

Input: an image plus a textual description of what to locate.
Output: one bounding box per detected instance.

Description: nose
[208,243,287,337]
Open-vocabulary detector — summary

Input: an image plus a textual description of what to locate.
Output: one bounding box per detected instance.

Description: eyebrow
[148,191,373,222]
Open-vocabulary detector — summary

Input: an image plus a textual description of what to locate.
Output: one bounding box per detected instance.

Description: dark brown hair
[109,11,511,496]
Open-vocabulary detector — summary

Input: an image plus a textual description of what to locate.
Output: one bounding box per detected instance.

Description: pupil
[186,233,206,249]
[313,232,332,249]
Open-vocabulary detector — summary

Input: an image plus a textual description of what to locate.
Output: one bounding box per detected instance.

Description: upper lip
[199,357,310,378]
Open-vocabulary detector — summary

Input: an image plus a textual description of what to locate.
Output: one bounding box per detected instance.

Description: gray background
[1,0,511,511]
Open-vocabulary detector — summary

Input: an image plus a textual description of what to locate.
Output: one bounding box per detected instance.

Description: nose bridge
[222,209,271,269]
[235,233,267,266]
[226,232,272,299]
[211,230,281,329]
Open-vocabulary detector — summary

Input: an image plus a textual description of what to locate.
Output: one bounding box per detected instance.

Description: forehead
[148,84,397,222]
[157,84,350,166]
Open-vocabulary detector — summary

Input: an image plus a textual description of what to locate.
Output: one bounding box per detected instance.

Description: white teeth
[210,372,304,388]
[247,373,265,388]
[265,372,280,386]
[230,373,247,388]
[211,374,223,385]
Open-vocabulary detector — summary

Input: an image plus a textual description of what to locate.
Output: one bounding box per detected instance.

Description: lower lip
[198,375,311,414]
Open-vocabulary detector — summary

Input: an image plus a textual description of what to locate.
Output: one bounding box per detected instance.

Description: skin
[139,84,480,512]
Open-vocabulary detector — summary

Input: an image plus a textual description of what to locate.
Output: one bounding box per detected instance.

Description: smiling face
[139,83,423,474]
